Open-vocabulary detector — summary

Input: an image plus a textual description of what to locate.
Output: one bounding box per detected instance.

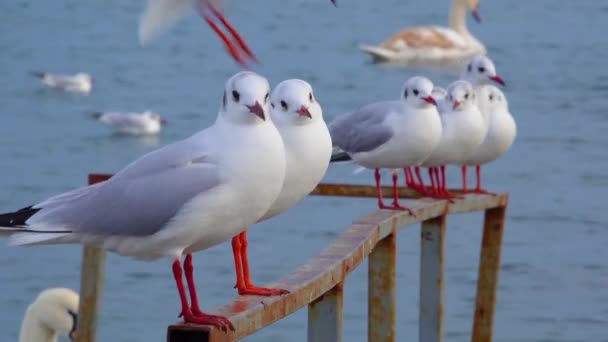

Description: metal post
[419,214,446,342]
[76,175,108,342]
[471,206,507,342]
[368,232,396,342]
[308,282,344,342]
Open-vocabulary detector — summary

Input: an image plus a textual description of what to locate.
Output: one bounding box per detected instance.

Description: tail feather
[9,232,71,246]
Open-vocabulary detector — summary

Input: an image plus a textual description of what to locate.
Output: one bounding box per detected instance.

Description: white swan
[19,288,79,342]
[359,0,485,63]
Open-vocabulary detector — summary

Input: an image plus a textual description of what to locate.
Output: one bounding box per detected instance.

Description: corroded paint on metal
[419,212,447,342]
[86,174,507,342]
[368,221,396,342]
[471,205,508,342]
[307,282,344,342]
[76,176,108,342]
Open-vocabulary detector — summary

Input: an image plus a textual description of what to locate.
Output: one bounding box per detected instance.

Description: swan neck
[449,0,469,34]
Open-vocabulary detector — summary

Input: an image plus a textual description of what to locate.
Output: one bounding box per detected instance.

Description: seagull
[231,79,332,296]
[420,80,486,198]
[460,85,516,193]
[0,71,286,331]
[458,54,506,190]
[31,72,93,95]
[139,0,336,68]
[92,110,167,136]
[329,76,442,213]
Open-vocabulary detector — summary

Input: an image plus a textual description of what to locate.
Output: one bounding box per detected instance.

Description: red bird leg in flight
[232,231,289,296]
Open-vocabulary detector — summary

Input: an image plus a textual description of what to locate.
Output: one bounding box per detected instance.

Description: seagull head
[221,71,271,124]
[480,85,509,114]
[402,76,437,108]
[446,80,476,111]
[462,55,505,87]
[270,79,323,125]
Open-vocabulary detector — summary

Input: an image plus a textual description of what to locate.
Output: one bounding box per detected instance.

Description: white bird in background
[359,0,485,63]
[31,72,93,95]
[329,76,442,213]
[19,288,79,342]
[0,71,286,331]
[231,79,332,296]
[420,80,487,198]
[460,85,516,193]
[458,54,507,191]
[139,0,336,68]
[93,110,168,136]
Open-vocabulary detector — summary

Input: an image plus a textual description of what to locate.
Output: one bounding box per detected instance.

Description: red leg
[203,16,249,68]
[390,171,414,215]
[404,167,414,187]
[375,168,388,209]
[183,254,203,315]
[413,166,431,195]
[428,167,438,195]
[236,231,289,296]
[461,165,468,193]
[439,165,462,199]
[208,6,258,62]
[231,236,246,290]
[473,165,495,194]
[172,258,234,331]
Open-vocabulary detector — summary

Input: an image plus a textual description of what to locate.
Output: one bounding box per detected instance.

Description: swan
[360,0,485,63]
[19,288,79,342]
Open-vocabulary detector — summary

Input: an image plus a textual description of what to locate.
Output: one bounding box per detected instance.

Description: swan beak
[471,6,482,23]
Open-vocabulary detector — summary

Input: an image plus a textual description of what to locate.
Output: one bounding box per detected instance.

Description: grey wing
[28,133,221,236]
[329,102,396,153]
[28,162,220,236]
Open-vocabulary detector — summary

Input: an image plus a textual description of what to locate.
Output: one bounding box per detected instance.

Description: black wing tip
[330,151,352,162]
[31,71,46,79]
[0,207,40,227]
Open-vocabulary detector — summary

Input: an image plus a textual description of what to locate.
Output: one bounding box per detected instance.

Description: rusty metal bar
[368,224,397,342]
[419,212,447,342]
[75,175,108,342]
[471,204,508,342]
[307,282,344,342]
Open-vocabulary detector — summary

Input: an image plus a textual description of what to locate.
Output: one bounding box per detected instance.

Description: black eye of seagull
[271,102,275,109]
[464,93,469,99]
[404,89,408,98]
[264,92,269,103]
[232,90,240,102]
[280,100,288,110]
[489,94,494,101]
[478,66,485,73]
[309,92,313,102]
[467,64,472,72]
[413,89,419,96]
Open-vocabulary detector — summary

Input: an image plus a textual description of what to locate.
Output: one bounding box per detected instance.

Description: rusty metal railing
[76,175,508,342]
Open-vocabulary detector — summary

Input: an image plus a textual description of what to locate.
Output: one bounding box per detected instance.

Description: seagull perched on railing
[0,71,286,331]
[139,0,337,68]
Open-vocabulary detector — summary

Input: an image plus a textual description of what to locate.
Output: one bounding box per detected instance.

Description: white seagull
[421,80,487,198]
[0,71,286,331]
[231,79,332,296]
[359,0,485,63]
[329,76,442,213]
[93,110,167,135]
[460,85,516,193]
[31,72,93,95]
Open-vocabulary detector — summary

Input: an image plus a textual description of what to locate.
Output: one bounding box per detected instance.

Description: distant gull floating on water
[231,79,332,296]
[329,76,442,213]
[139,0,336,68]
[31,71,93,95]
[19,288,79,342]
[0,71,287,331]
[92,110,167,136]
[359,0,485,63]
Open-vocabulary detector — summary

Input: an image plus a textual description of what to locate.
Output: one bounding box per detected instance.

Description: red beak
[246,102,265,120]
[296,105,312,119]
[452,100,461,110]
[471,6,481,22]
[489,75,505,86]
[423,96,437,106]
